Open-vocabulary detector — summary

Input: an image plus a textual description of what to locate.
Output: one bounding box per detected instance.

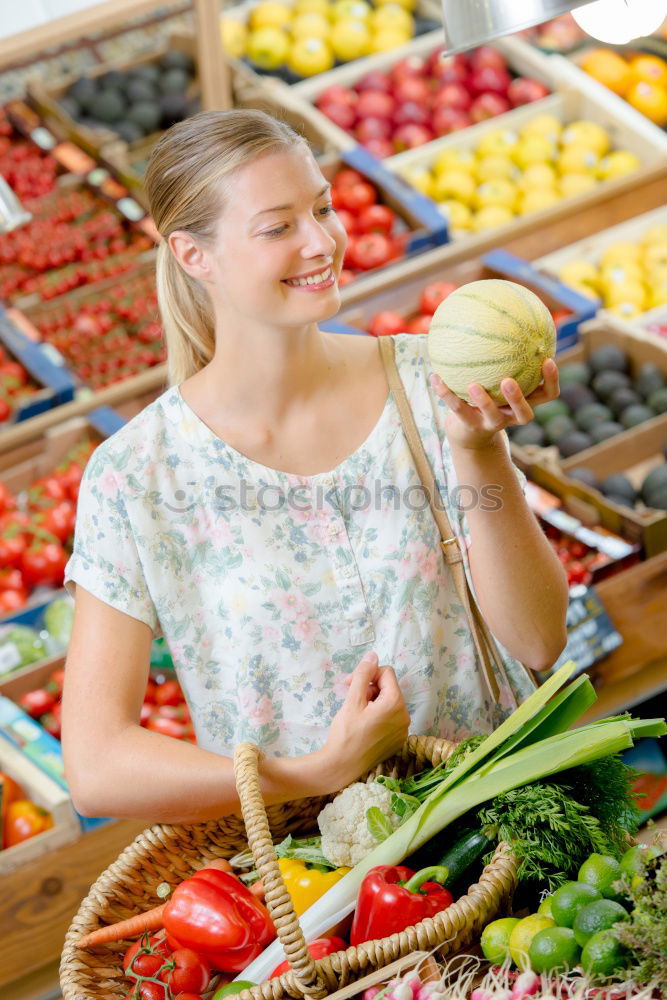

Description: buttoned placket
[322,475,375,646]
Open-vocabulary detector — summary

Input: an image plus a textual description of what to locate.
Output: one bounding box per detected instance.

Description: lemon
[648,285,667,308]
[291,12,330,37]
[529,926,581,974]
[246,25,290,69]
[600,241,642,268]
[513,136,556,169]
[573,899,629,948]
[295,0,330,15]
[434,148,476,174]
[481,918,521,965]
[561,120,611,157]
[642,243,667,270]
[331,0,371,20]
[560,172,598,197]
[559,259,600,289]
[598,150,641,180]
[249,1,293,31]
[557,146,600,175]
[370,3,413,33]
[551,881,601,928]
[581,929,627,980]
[518,163,557,190]
[220,18,248,58]
[471,205,514,231]
[330,18,371,59]
[641,224,667,246]
[604,281,646,309]
[433,169,477,206]
[538,895,555,919]
[509,914,555,971]
[475,155,517,182]
[520,113,563,144]
[288,36,334,75]
[608,301,641,318]
[438,199,473,230]
[569,282,601,301]
[599,262,644,287]
[370,26,411,51]
[475,178,518,211]
[401,166,434,198]
[375,0,417,10]
[476,129,518,158]
[519,187,560,214]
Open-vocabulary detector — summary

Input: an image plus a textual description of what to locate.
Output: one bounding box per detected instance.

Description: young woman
[62,110,568,825]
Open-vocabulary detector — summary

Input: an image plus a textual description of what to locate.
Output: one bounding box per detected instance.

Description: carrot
[249,878,265,902]
[77,903,166,949]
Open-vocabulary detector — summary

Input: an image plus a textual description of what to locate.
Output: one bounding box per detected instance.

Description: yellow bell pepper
[277,859,350,916]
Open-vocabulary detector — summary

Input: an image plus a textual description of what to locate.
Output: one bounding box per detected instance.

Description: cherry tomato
[159,949,210,994]
[419,281,458,315]
[20,540,68,587]
[135,983,167,1000]
[19,689,56,718]
[4,799,53,847]
[356,204,395,235]
[123,935,171,977]
[0,587,28,613]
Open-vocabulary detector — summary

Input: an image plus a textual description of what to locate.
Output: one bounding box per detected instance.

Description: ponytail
[156,241,215,385]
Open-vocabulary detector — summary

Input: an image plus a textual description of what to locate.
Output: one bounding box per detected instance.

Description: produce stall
[0,3,666,1000]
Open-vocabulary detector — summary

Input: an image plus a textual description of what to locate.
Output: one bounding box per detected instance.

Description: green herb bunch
[614,852,667,988]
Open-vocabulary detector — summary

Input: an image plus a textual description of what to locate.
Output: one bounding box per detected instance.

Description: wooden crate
[0,737,80,875]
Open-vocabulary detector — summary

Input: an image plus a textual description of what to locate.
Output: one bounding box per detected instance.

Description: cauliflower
[318,781,402,868]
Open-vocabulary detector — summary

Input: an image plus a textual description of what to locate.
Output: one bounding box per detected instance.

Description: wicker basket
[60,735,518,1000]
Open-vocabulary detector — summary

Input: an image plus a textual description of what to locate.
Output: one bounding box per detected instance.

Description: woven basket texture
[60,734,517,1000]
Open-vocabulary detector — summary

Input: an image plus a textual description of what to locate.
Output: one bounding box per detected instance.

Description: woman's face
[206,144,347,331]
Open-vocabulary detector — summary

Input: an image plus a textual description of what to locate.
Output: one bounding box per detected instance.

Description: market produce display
[0,109,59,203]
[314,43,550,157]
[0,344,44,424]
[331,167,409,280]
[0,597,72,678]
[395,115,641,235]
[0,770,54,848]
[579,48,667,128]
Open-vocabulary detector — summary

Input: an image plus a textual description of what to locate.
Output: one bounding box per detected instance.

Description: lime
[212,983,257,999]
[581,929,627,980]
[551,881,601,928]
[619,843,661,877]
[509,914,555,971]
[481,917,520,964]
[538,895,554,918]
[528,926,581,974]
[578,853,623,900]
[573,899,629,947]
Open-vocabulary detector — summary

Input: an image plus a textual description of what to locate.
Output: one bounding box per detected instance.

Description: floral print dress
[65,334,535,757]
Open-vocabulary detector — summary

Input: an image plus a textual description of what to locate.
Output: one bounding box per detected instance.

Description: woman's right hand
[323,652,410,788]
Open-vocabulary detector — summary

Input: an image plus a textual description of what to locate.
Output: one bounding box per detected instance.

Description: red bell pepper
[163,868,275,975]
[270,936,347,979]
[350,865,453,945]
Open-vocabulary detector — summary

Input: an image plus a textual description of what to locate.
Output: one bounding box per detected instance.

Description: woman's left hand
[430,358,560,451]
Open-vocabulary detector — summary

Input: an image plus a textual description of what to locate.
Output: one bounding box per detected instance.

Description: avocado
[510,424,547,447]
[58,95,80,119]
[90,88,126,124]
[131,63,162,85]
[534,399,570,426]
[160,49,196,74]
[575,402,613,433]
[67,76,98,111]
[648,387,667,414]
[599,474,637,504]
[159,92,189,128]
[635,362,666,399]
[641,465,667,506]
[620,404,656,429]
[545,414,577,444]
[126,101,162,135]
[643,486,667,510]
[124,77,157,103]
[114,120,145,143]
[588,344,630,374]
[98,69,126,90]
[608,386,643,418]
[160,67,191,95]
[568,466,598,489]
[591,370,631,402]
[559,361,591,386]
[557,431,594,457]
[605,493,636,509]
[590,421,624,443]
[559,383,596,412]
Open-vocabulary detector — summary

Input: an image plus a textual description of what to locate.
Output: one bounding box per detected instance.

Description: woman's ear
[168,231,212,283]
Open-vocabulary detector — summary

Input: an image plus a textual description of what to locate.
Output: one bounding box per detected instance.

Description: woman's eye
[262,225,289,238]
[319,204,335,216]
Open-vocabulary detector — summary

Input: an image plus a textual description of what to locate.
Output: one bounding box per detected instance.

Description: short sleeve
[64,446,158,633]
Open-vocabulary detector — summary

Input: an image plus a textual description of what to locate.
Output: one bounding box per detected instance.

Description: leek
[236,662,666,985]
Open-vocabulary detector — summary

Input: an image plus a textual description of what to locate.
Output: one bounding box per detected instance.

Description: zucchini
[436,828,497,888]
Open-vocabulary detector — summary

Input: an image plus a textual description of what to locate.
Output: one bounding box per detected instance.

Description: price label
[552,584,622,676]
[0,643,22,676]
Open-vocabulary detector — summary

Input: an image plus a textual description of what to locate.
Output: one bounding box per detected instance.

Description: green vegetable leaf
[274,834,338,869]
[390,791,421,822]
[367,806,395,844]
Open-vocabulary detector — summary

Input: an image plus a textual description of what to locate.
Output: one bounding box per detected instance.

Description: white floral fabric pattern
[65,334,534,757]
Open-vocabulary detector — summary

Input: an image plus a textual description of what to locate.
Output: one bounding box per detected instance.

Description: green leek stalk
[237,662,666,985]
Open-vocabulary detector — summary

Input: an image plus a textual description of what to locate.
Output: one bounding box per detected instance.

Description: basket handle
[233,742,326,997]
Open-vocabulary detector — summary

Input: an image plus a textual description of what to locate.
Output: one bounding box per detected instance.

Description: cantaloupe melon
[427,279,557,404]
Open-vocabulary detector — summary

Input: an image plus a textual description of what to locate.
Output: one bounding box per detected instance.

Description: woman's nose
[301,216,337,258]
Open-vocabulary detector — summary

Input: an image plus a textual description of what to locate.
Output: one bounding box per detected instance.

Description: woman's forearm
[449,436,568,672]
[69,725,340,824]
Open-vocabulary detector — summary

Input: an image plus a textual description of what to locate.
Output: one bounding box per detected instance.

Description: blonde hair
[144,109,305,385]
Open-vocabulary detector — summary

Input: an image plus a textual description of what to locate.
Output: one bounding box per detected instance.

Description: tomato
[334,208,357,236]
[123,935,171,977]
[154,680,183,707]
[40,711,62,740]
[0,587,27,613]
[159,949,210,994]
[29,476,67,505]
[337,269,355,287]
[0,396,11,422]
[271,937,346,978]
[4,799,53,847]
[135,983,167,1000]
[367,310,407,338]
[0,482,16,514]
[21,541,68,587]
[58,461,84,501]
[332,168,364,189]
[419,281,458,315]
[19,688,56,718]
[335,181,377,214]
[47,667,66,695]
[37,501,76,543]
[347,232,395,271]
[0,532,28,568]
[406,314,432,336]
[356,204,395,235]
[146,716,188,739]
[0,567,24,591]
[0,772,23,821]
[144,679,157,704]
